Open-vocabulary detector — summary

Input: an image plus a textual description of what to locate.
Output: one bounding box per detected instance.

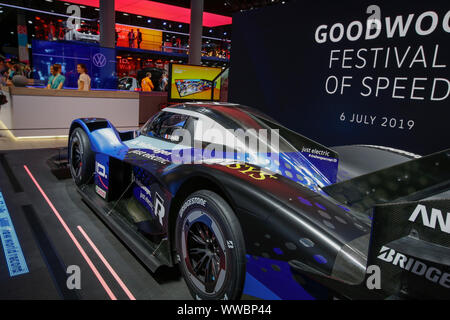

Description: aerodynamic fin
[323,148,450,213]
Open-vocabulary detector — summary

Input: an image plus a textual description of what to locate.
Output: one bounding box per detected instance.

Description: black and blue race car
[68,103,450,300]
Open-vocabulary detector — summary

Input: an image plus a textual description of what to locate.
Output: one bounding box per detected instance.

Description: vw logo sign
[92,53,107,68]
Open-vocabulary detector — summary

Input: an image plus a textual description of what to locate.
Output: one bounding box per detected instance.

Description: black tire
[69,128,95,186]
[175,190,246,300]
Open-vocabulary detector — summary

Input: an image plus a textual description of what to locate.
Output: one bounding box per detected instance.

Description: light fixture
[147,19,151,23]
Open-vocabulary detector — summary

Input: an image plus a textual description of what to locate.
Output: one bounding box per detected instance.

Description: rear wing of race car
[323,148,450,298]
[367,199,450,299]
[323,148,450,213]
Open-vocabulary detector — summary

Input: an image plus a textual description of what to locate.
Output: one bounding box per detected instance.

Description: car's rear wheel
[69,128,94,186]
[175,190,246,300]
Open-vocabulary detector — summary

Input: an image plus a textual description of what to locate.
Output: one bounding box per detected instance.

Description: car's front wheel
[175,190,246,300]
[69,127,94,186]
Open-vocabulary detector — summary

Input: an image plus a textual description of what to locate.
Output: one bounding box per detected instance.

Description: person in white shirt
[77,63,91,91]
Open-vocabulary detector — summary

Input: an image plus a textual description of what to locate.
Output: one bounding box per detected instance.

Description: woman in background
[159,72,168,91]
[77,63,91,91]
[46,64,65,89]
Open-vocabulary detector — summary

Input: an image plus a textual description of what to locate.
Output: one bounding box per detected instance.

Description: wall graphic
[229,0,450,154]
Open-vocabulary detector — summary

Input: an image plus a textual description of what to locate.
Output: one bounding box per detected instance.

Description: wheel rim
[182,211,227,295]
[71,141,83,178]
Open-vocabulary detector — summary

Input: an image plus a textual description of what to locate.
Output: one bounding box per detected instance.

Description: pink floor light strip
[23,165,117,300]
[77,225,136,300]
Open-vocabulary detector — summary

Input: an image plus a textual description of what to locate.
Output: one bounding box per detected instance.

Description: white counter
[0,87,140,138]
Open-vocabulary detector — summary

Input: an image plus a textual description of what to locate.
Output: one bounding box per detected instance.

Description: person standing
[128,29,135,48]
[159,72,168,91]
[46,64,65,89]
[77,63,91,91]
[136,29,143,49]
[5,59,17,81]
[141,72,154,92]
[48,21,56,41]
[46,65,55,89]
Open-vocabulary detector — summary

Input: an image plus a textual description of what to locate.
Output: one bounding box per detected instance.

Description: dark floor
[0,148,191,300]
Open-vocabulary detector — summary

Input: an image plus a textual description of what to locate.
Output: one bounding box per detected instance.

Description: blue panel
[0,192,29,277]
[243,272,281,300]
[32,40,117,90]
[245,255,315,300]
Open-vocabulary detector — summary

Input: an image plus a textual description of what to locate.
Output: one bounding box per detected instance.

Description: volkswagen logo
[92,53,107,68]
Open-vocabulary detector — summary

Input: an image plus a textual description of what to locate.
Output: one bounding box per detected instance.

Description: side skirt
[77,184,171,272]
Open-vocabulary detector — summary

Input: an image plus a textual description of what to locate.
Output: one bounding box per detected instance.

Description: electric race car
[68,103,450,300]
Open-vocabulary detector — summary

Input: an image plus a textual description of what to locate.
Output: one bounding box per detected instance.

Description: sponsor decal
[95,185,107,199]
[408,204,450,234]
[128,149,170,165]
[154,192,165,226]
[377,246,450,289]
[179,197,207,217]
[226,163,278,181]
[133,178,155,213]
[95,161,108,179]
[139,191,153,210]
[163,134,180,142]
[126,140,172,156]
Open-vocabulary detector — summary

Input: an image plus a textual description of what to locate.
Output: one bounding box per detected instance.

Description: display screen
[31,40,117,90]
[169,64,222,102]
[115,24,162,51]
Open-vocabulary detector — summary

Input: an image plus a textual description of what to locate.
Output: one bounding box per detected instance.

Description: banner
[229,0,450,155]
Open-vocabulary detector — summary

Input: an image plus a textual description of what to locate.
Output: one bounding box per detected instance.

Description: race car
[68,103,450,300]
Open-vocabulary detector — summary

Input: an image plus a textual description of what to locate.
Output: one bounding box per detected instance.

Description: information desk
[0,87,140,138]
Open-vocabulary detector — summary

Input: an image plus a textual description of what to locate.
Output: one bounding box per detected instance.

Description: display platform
[0,148,191,300]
